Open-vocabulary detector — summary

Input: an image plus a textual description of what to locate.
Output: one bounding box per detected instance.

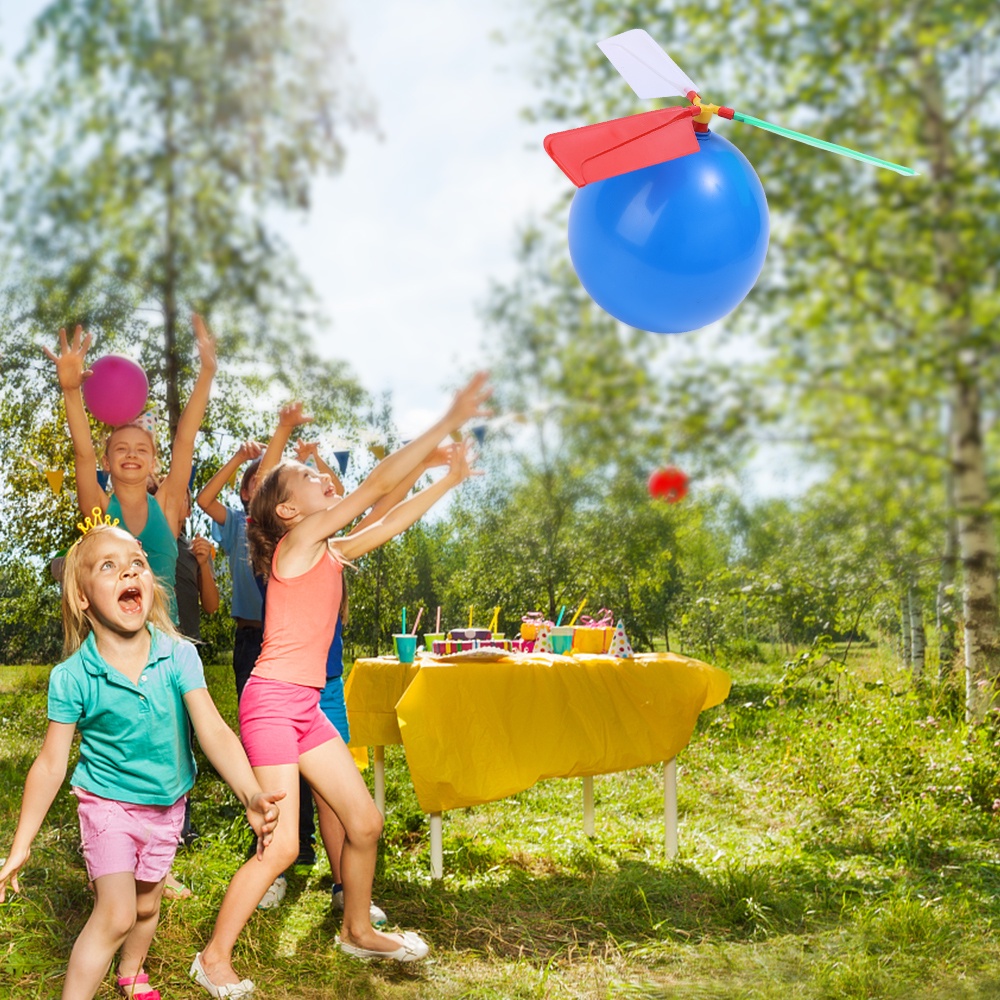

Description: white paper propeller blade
[597,29,698,100]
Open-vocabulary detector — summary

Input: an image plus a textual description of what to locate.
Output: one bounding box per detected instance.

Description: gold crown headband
[76,506,121,536]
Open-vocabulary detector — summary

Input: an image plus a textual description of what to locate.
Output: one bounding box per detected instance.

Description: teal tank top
[107,493,179,623]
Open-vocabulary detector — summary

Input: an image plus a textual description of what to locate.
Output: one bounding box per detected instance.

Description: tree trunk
[952,370,1000,721]
[900,588,912,668]
[909,588,925,684]
[937,514,958,681]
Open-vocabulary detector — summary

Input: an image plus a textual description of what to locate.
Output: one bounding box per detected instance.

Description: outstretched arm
[352,446,450,533]
[185,689,283,857]
[294,372,491,546]
[0,721,76,901]
[160,315,218,531]
[42,327,106,516]
[196,440,263,525]
[334,443,477,562]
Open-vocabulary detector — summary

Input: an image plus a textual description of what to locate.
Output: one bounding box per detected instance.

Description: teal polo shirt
[47,627,206,806]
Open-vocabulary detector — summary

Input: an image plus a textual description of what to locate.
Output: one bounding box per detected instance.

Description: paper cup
[549,625,574,655]
[424,632,445,651]
[393,633,418,664]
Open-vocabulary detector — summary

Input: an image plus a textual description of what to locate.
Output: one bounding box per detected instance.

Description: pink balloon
[82,355,149,426]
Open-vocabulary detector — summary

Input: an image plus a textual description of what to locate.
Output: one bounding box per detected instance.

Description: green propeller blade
[731,111,918,176]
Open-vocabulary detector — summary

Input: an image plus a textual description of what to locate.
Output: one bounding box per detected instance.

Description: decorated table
[344,650,730,877]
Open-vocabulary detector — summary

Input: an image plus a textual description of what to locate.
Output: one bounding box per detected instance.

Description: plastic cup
[549,625,574,654]
[394,634,418,664]
[423,632,444,651]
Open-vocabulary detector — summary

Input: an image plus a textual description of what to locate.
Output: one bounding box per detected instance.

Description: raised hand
[294,440,319,464]
[191,536,216,567]
[445,440,480,485]
[445,371,492,429]
[236,440,264,463]
[278,401,314,430]
[191,314,218,375]
[42,326,93,392]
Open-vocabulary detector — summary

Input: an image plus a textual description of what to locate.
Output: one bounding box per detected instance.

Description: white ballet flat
[336,930,429,962]
[189,952,255,998]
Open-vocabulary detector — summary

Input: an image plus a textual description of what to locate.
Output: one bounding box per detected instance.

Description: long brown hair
[247,461,296,580]
[61,525,180,657]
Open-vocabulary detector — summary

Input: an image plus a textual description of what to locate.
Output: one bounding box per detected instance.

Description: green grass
[4,647,1000,999]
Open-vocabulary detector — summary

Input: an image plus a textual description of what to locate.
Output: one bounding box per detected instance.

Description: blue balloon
[568,130,769,334]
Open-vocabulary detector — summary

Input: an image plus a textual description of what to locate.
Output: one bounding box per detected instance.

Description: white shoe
[332,886,387,925]
[257,875,286,910]
[336,930,429,962]
[189,952,255,998]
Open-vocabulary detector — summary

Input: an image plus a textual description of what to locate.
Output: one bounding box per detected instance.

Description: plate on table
[431,649,515,664]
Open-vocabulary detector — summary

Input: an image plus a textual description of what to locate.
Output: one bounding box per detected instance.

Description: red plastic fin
[543,106,700,186]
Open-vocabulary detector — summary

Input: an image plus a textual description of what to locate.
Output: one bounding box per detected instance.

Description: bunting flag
[227,470,238,490]
[471,424,487,446]
[96,470,112,492]
[333,450,350,475]
[369,444,386,460]
[188,462,198,491]
[449,430,463,443]
[45,469,65,494]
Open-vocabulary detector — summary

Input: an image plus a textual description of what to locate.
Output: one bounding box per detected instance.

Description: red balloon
[648,466,688,503]
[81,355,149,426]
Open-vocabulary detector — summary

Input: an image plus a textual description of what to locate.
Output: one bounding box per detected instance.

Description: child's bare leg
[198,764,299,987]
[313,791,346,883]
[62,872,137,1000]
[300,739,401,952]
[116,877,166,992]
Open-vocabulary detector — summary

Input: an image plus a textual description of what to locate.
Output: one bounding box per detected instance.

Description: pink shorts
[240,674,340,767]
[74,787,185,883]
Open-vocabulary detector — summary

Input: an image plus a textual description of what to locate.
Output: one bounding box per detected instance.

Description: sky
[288,0,564,438]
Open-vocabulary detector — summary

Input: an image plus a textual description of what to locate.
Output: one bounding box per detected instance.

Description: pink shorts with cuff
[73,787,185,883]
[239,673,340,767]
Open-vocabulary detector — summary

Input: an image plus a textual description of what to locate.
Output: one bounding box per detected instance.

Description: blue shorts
[319,675,350,744]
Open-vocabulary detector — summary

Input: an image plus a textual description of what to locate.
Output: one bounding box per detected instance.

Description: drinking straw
[555,604,567,626]
[411,607,424,635]
[488,606,500,634]
[435,606,441,633]
[402,607,407,635]
[567,596,588,628]
[468,606,474,628]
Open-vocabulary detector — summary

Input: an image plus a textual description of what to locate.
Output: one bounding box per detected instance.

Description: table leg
[429,812,443,880]
[664,757,678,858]
[582,775,595,836]
[373,746,385,818]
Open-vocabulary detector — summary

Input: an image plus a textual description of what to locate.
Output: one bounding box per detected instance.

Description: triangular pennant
[369,444,386,460]
[96,470,111,492]
[471,425,487,446]
[45,469,65,494]
[188,461,198,491]
[333,450,350,475]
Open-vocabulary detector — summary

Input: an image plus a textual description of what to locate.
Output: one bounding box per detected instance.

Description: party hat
[609,619,633,659]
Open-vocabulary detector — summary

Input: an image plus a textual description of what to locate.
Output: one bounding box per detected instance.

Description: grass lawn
[3,646,1000,999]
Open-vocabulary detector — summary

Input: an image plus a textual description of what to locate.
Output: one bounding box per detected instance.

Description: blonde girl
[0,525,283,1000]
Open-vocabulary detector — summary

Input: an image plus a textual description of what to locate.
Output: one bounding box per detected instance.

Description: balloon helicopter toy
[544,29,917,335]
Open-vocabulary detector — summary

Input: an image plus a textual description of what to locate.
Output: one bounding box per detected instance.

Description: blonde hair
[247,461,296,580]
[61,524,181,657]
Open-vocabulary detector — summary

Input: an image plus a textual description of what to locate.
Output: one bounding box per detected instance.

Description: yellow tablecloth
[344,651,730,814]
